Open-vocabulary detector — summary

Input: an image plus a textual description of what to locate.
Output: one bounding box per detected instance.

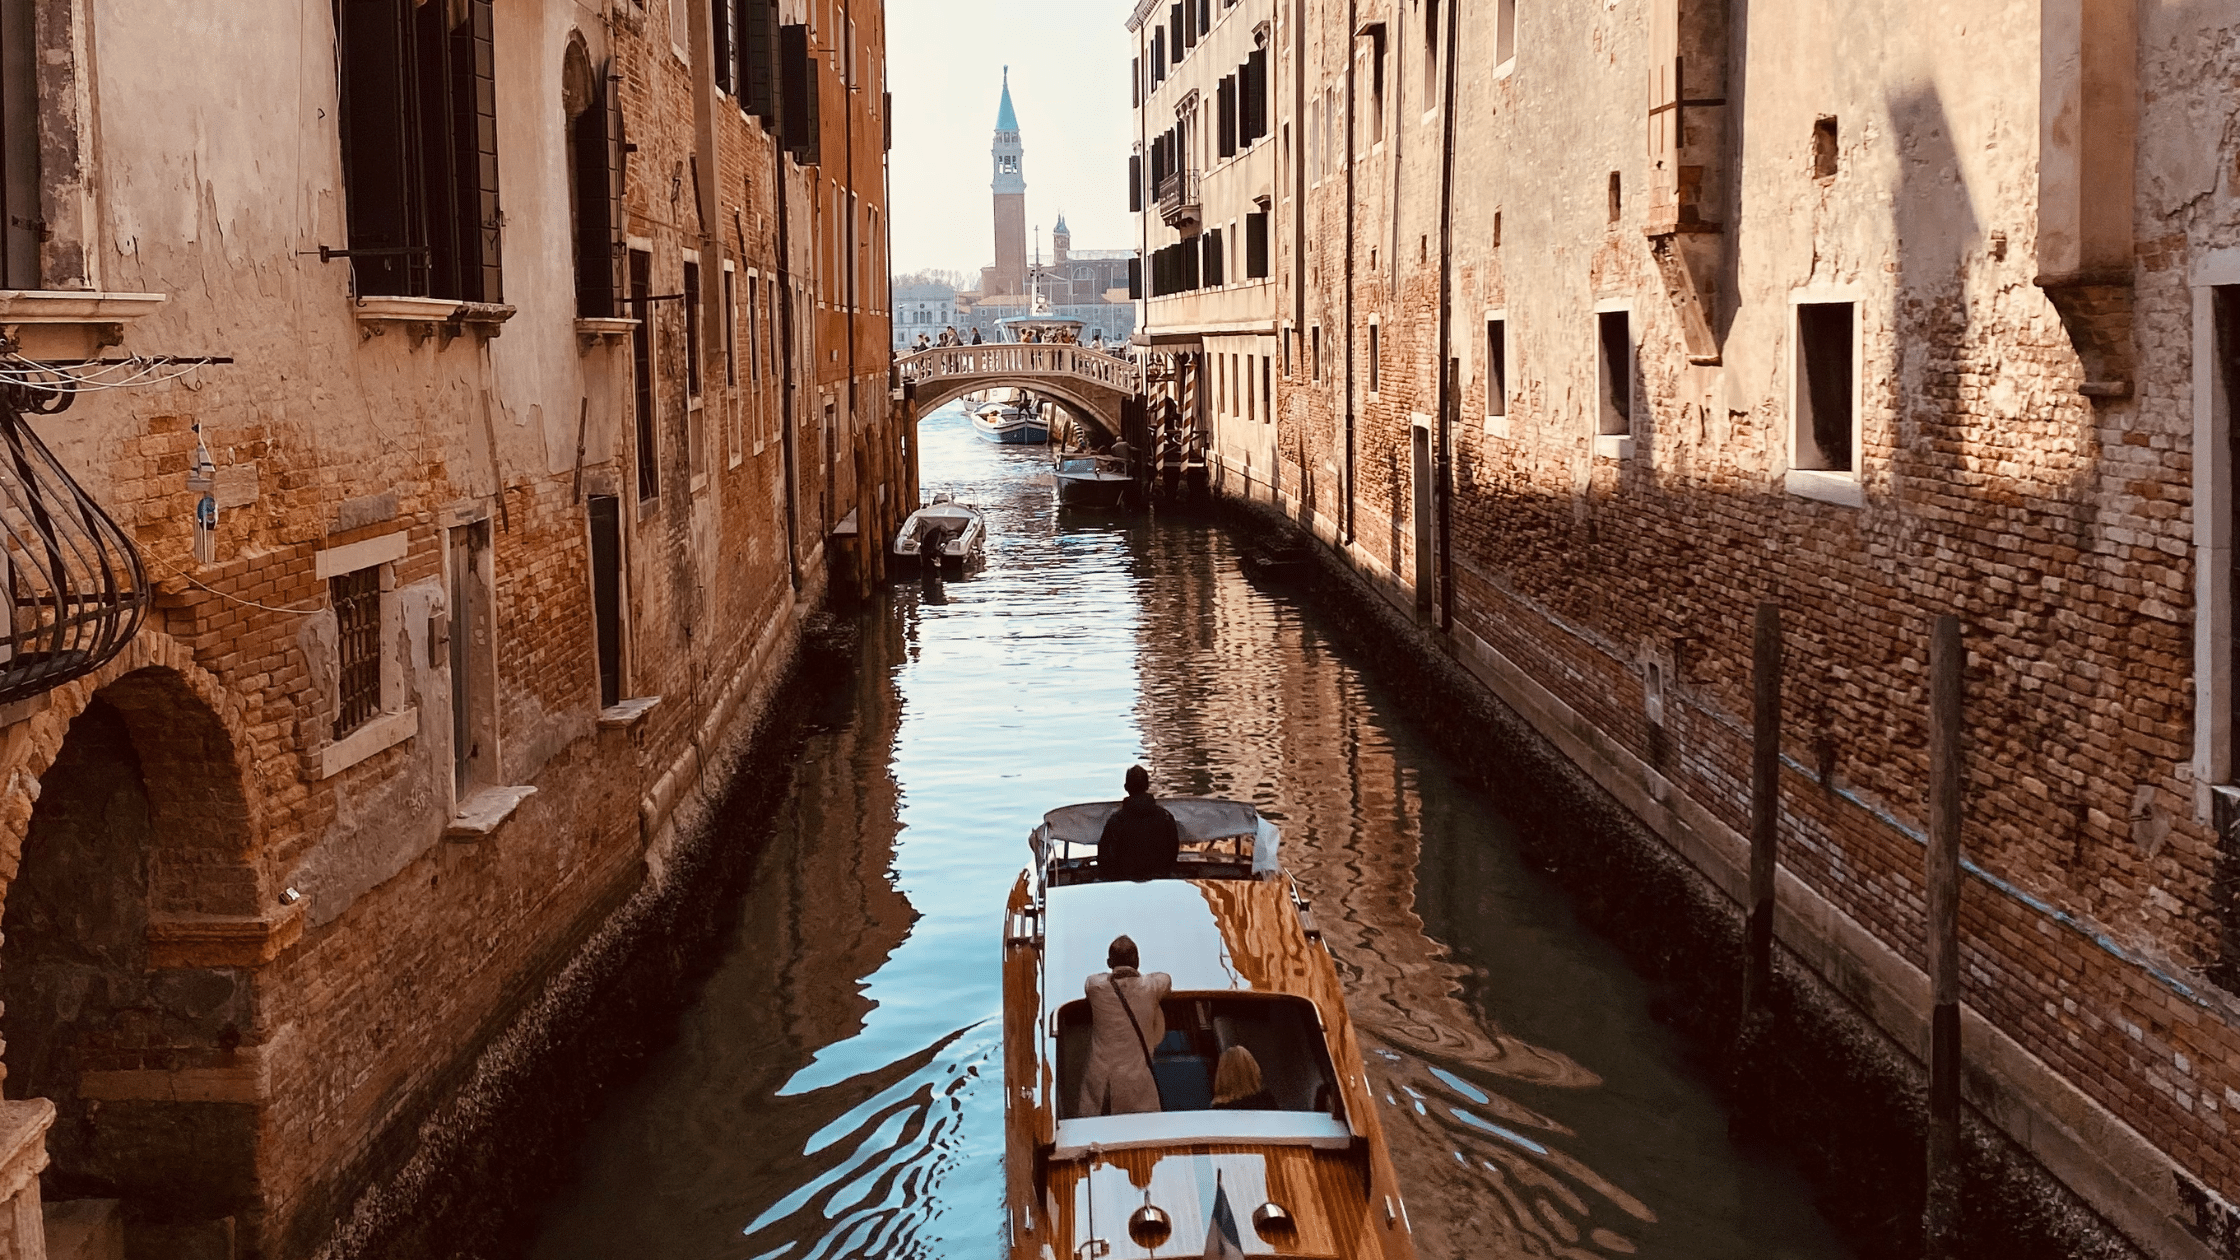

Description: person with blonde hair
[1210,1045,1277,1110]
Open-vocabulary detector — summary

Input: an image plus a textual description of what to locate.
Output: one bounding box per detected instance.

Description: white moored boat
[973,402,1051,445]
[893,499,985,573]
[1002,797,1418,1259]
[1052,454,1132,509]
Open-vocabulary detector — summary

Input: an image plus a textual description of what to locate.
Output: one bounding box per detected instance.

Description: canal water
[529,403,1852,1259]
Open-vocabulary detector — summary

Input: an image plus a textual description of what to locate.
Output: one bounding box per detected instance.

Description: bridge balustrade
[895,344,1144,398]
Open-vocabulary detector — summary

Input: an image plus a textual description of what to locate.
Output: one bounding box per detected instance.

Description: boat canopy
[1031,797,1278,880]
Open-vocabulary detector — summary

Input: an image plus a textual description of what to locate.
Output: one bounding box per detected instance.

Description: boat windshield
[1034,798,1274,886]
[1053,992,1344,1122]
[1058,458,1100,474]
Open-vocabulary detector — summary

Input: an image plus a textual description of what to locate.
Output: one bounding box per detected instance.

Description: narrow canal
[528,403,1853,1260]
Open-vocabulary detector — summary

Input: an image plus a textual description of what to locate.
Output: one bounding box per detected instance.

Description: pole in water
[1924,612,1964,1257]
[1744,601,1782,1022]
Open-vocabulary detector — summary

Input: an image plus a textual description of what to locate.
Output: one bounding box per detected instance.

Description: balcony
[1157,168,1202,233]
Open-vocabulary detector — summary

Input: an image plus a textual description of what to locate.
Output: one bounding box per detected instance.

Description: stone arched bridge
[895,344,1143,438]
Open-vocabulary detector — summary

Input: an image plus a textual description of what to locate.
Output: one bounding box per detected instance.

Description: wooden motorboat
[893,499,985,573]
[1053,454,1132,509]
[974,402,1050,445]
[1002,798,1418,1259]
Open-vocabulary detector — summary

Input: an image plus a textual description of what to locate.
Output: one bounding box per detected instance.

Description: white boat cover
[1033,798,1276,873]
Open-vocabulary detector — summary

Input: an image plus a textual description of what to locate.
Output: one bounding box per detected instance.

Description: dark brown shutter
[741,0,778,123]
[781,24,819,164]
[1245,48,1268,142]
[714,0,735,95]
[572,63,619,317]
[1128,155,1141,213]
[451,0,501,302]
[336,0,420,296]
[1218,75,1236,157]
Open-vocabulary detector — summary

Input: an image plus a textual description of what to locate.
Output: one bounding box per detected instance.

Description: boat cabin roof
[1034,796,1272,861]
[909,501,979,523]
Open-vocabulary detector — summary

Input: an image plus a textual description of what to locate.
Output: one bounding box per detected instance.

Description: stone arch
[0,630,265,1254]
[911,378,1129,438]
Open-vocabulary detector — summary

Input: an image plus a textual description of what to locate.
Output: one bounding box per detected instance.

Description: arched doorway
[2,668,260,1258]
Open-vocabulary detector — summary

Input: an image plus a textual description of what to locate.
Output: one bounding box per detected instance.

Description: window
[1597,310,1632,435]
[1492,208,1502,249]
[1129,154,1143,212]
[684,258,703,399]
[747,274,761,382]
[1245,210,1269,278]
[335,0,503,301]
[1261,355,1272,423]
[1283,328,1294,376]
[1423,0,1440,107]
[723,265,739,387]
[1793,302,1856,471]
[1486,317,1508,418]
[1813,116,1840,180]
[1219,75,1238,158]
[1367,321,1380,395]
[588,496,625,708]
[1608,171,1623,223]
[1203,229,1225,287]
[1367,28,1387,142]
[567,49,624,317]
[1311,325,1321,381]
[631,249,658,501]
[332,567,383,740]
[1132,57,1140,108]
[1494,0,1517,69]
[0,0,36,286]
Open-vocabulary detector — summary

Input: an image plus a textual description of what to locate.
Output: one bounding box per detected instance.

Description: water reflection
[529,404,1849,1260]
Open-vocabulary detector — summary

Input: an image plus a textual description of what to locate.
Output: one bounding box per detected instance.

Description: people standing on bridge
[1078,934,1171,1117]
[1099,765,1180,881]
[969,327,983,345]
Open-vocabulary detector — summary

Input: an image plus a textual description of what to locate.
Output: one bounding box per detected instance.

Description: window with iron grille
[332,567,383,740]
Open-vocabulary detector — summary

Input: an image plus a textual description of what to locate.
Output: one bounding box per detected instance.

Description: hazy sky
[885,0,1137,279]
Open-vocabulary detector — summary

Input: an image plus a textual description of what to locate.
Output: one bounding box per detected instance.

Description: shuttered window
[0,0,38,288]
[740,0,779,123]
[570,61,624,317]
[1218,76,1237,158]
[780,23,820,164]
[335,0,503,302]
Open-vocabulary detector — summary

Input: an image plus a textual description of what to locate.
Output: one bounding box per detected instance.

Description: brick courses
[1230,1,2240,1255]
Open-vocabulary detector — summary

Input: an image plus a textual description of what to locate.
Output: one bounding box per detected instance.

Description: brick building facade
[0,0,895,1256]
[1194,0,2240,1256]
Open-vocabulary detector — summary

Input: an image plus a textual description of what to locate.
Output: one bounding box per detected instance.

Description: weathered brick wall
[1261,0,2240,1250]
[0,1,892,1257]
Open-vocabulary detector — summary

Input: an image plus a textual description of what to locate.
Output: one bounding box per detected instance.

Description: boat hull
[1054,473,1130,508]
[973,414,1049,444]
[1002,817,1418,1260]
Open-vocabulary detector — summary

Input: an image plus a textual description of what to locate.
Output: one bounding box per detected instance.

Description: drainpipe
[1433,0,1459,631]
[774,123,802,591]
[1341,0,1357,545]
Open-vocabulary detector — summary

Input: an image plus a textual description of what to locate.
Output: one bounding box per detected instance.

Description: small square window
[1813,117,1839,180]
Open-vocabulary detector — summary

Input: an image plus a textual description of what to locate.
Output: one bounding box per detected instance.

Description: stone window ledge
[598,696,662,729]
[1594,434,1635,460]
[1785,468,1864,508]
[445,785,537,840]
[318,707,417,779]
[0,288,166,358]
[575,316,639,348]
[355,297,517,344]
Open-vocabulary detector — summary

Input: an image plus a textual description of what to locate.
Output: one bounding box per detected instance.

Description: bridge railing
[895,344,1143,397]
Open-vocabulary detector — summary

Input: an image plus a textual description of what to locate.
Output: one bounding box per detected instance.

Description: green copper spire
[996,66,1018,132]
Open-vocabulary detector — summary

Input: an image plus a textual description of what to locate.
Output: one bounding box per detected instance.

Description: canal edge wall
[308,591,854,1260]
[1213,481,2170,1260]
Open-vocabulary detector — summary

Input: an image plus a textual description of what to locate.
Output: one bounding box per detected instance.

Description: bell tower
[991,68,1027,297]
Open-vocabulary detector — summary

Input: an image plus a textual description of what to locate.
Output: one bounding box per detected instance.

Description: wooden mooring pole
[1924,613,1965,1258]
[1744,602,1782,1019]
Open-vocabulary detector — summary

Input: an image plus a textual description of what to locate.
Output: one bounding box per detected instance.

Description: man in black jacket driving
[1099,765,1180,880]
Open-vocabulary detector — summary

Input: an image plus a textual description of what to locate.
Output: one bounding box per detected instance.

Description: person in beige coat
[1077,935,1172,1116]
